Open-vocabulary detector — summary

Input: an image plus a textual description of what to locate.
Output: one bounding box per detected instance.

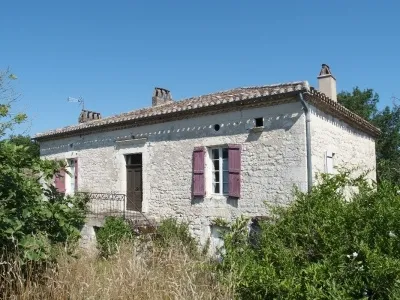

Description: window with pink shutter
[209,145,241,197]
[211,147,229,195]
[192,147,205,197]
[228,144,241,198]
[54,169,66,193]
[74,158,78,191]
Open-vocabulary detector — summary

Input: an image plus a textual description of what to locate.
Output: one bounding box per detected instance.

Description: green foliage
[96,217,134,257]
[155,218,198,256]
[219,172,400,299]
[211,217,230,227]
[7,134,40,159]
[373,104,400,185]
[0,69,27,138]
[338,87,379,121]
[0,70,88,263]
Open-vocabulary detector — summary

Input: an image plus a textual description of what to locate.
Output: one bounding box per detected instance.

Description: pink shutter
[192,147,205,197]
[228,144,241,198]
[55,169,66,193]
[74,158,78,191]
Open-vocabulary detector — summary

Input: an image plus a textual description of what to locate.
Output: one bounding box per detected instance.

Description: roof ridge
[34,81,310,138]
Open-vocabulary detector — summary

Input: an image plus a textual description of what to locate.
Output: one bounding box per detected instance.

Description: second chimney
[152,87,173,106]
[78,109,102,123]
[317,64,337,102]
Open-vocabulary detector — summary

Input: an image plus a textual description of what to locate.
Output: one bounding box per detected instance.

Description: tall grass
[1,242,233,300]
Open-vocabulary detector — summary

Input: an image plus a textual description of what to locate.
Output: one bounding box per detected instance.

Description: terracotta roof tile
[35,81,308,139]
[34,81,380,140]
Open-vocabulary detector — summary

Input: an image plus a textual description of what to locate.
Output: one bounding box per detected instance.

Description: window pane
[213,160,219,171]
[222,159,228,171]
[223,182,229,194]
[222,148,228,159]
[212,149,219,159]
[222,171,229,183]
[213,183,220,193]
[213,171,220,182]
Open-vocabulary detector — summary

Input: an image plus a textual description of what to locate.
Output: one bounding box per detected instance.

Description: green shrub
[96,217,133,257]
[0,70,88,272]
[219,171,400,299]
[0,142,88,263]
[155,218,198,256]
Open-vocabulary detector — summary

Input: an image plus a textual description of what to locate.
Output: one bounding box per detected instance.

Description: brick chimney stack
[318,64,337,102]
[152,87,173,106]
[78,110,102,123]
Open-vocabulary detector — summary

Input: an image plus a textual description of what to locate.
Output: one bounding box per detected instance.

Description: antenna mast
[67,96,85,110]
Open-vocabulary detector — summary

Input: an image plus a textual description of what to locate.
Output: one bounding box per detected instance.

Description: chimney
[79,109,102,123]
[152,87,173,106]
[317,64,337,101]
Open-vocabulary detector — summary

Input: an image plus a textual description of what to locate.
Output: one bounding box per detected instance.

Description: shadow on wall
[246,113,301,142]
[311,107,374,139]
[40,111,302,156]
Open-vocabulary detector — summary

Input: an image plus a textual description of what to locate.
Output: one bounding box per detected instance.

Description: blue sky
[2,1,399,135]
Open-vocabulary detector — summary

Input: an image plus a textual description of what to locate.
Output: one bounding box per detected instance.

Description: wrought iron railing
[76,192,156,232]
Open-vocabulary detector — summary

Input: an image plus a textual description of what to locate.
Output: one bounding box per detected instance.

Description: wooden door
[126,166,142,212]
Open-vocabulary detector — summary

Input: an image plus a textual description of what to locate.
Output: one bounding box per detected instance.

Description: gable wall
[309,105,376,182]
[40,102,307,245]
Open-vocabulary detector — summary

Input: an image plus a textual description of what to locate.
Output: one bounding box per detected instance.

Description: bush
[154,218,198,256]
[0,141,89,262]
[219,171,400,299]
[96,217,134,257]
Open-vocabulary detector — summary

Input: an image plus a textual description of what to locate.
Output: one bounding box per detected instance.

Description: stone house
[35,64,379,248]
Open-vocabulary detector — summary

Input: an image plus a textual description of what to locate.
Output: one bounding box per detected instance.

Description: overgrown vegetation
[218,172,400,299]
[0,70,88,263]
[1,243,233,300]
[154,218,199,256]
[96,216,134,257]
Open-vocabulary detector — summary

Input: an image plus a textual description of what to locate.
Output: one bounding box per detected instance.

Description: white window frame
[325,151,335,174]
[65,158,76,194]
[209,147,229,196]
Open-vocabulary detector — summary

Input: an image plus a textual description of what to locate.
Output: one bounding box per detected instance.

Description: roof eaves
[305,88,381,138]
[35,81,309,141]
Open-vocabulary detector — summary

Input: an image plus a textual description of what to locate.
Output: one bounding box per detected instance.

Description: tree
[338,87,379,121]
[338,88,400,185]
[8,134,40,159]
[0,69,27,137]
[373,104,400,185]
[0,69,87,262]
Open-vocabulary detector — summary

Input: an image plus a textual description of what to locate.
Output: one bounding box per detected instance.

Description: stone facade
[40,102,308,246]
[39,99,378,249]
[309,105,376,182]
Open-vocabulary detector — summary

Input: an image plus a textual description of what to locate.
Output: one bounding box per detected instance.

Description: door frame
[118,145,149,213]
[125,153,143,212]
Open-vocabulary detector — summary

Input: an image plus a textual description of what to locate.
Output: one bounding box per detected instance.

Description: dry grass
[0,243,233,300]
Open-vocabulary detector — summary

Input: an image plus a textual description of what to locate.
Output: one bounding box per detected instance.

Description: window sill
[209,194,229,198]
[204,195,230,203]
[250,126,264,133]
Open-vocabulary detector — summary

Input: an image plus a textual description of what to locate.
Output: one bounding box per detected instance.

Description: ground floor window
[66,159,75,193]
[210,147,229,195]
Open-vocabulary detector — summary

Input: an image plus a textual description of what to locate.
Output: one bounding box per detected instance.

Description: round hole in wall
[214,124,221,131]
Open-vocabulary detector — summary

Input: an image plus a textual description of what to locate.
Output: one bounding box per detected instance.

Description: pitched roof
[34,81,380,140]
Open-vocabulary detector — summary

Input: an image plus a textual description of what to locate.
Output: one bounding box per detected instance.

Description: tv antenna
[67,96,85,110]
